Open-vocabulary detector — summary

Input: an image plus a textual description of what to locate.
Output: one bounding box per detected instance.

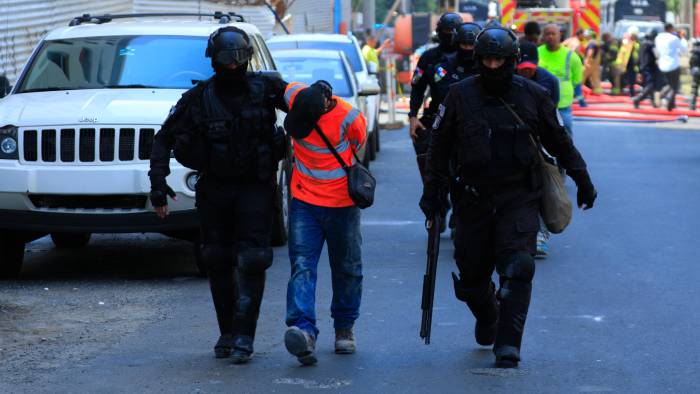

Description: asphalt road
[2,121,699,393]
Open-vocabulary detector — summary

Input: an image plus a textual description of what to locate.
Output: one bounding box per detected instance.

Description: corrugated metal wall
[287,0,332,33]
[0,0,131,84]
[133,0,275,36]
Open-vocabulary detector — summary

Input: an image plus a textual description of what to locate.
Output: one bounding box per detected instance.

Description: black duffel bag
[314,125,376,209]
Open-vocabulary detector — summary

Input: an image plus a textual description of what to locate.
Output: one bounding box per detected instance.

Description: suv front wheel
[0,233,25,279]
[51,233,92,249]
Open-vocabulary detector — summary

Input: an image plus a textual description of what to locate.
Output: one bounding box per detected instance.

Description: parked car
[271,49,378,167]
[0,13,291,278]
[266,34,382,160]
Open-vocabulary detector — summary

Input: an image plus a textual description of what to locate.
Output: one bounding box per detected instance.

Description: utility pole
[363,0,376,33]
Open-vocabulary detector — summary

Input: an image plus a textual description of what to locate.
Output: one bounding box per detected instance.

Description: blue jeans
[286,198,363,338]
[558,106,573,137]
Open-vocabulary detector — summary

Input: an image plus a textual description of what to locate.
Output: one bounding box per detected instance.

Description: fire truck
[496,0,602,37]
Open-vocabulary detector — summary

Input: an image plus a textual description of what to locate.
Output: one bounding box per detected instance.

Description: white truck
[0,13,291,278]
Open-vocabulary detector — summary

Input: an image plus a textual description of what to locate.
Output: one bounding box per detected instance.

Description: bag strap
[498,97,543,163]
[313,123,362,170]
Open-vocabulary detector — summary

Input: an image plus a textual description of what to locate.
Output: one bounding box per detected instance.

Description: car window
[273,55,353,97]
[268,40,364,72]
[249,39,265,71]
[17,35,214,91]
[253,34,276,70]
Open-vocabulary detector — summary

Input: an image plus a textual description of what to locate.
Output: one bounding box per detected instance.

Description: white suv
[0,13,291,278]
[267,34,382,162]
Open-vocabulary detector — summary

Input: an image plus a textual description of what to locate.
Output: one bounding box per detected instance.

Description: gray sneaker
[334,329,356,354]
[284,326,317,366]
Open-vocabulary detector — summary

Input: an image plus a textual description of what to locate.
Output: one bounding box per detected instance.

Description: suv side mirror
[367,62,378,75]
[359,81,380,96]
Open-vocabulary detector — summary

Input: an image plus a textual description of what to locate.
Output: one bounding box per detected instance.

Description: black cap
[284,84,328,139]
[517,40,538,69]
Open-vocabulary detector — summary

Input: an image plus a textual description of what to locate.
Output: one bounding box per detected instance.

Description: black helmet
[474,27,520,96]
[436,13,463,50]
[474,27,519,60]
[455,22,482,46]
[205,27,253,66]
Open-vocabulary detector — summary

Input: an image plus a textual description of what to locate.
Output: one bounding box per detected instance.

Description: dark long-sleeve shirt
[409,46,453,118]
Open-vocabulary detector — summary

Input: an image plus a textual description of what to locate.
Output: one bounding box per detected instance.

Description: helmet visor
[215,48,252,66]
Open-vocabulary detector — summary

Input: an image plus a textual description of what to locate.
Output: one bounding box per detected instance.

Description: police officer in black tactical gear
[148,26,289,364]
[408,12,463,180]
[424,22,482,233]
[420,27,597,368]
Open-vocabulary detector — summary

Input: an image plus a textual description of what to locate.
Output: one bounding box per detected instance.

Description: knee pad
[496,251,535,283]
[237,247,273,274]
[201,244,234,271]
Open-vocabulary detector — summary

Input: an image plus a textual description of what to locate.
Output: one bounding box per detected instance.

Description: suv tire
[51,233,91,249]
[374,120,381,152]
[0,235,25,279]
[369,130,377,161]
[271,159,291,246]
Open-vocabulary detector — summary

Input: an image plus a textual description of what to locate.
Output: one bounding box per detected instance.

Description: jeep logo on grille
[78,117,98,123]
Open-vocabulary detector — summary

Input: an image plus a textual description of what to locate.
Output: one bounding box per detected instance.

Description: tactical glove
[576,184,597,210]
[419,188,447,220]
[150,177,176,208]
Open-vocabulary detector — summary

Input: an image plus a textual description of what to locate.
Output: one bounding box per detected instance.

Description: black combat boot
[452,273,499,346]
[214,334,235,358]
[231,335,254,364]
[493,281,532,369]
[230,269,266,364]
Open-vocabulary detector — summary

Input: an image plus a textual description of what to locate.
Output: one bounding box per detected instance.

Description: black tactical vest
[456,78,537,181]
[200,75,278,181]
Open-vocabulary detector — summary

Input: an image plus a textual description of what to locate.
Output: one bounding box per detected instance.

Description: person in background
[656,23,688,111]
[538,24,583,138]
[633,30,661,108]
[581,30,602,94]
[563,28,585,59]
[521,21,541,45]
[688,39,700,110]
[600,32,618,86]
[516,41,560,258]
[362,32,390,71]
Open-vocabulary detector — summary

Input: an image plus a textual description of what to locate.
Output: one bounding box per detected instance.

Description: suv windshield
[273,56,353,97]
[267,40,363,72]
[18,35,214,92]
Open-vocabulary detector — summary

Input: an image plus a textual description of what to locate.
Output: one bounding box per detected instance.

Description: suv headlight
[0,125,18,159]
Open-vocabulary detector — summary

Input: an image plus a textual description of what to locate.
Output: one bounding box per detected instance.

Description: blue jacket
[534,66,560,106]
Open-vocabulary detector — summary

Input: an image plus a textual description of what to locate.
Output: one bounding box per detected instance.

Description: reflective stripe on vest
[284,83,305,106]
[565,50,572,81]
[340,107,361,143]
[295,159,347,180]
[296,138,350,155]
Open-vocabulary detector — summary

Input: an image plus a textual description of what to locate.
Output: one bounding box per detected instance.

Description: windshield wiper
[19,87,78,93]
[104,84,158,89]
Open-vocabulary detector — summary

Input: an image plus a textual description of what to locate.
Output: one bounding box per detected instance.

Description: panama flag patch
[434,67,447,82]
[412,67,424,84]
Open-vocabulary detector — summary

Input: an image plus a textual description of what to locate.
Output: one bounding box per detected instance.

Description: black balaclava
[457,47,475,70]
[213,61,248,93]
[478,57,515,97]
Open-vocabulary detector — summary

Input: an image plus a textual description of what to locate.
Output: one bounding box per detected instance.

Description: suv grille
[29,194,148,210]
[22,127,158,164]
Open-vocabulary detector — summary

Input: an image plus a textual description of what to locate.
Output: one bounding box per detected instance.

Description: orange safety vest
[284,82,367,208]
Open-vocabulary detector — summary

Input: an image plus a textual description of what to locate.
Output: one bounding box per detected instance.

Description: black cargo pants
[453,185,539,354]
[195,176,274,340]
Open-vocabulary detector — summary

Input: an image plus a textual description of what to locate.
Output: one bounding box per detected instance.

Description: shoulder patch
[412,67,425,85]
[434,66,447,82]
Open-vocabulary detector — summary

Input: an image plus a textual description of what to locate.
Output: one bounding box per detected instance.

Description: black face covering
[438,32,456,52]
[478,58,515,97]
[213,61,249,93]
[457,48,475,70]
